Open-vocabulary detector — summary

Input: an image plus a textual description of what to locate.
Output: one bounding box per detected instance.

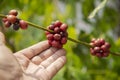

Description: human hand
[0,32,67,80]
[14,41,67,80]
[0,32,23,80]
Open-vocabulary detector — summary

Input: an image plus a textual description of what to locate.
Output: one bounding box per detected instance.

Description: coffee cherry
[60,23,68,31]
[48,25,54,30]
[58,44,63,48]
[54,34,61,40]
[51,40,60,48]
[61,37,67,44]
[9,10,18,16]
[99,38,105,45]
[94,47,101,53]
[104,42,111,48]
[90,48,95,55]
[45,31,50,35]
[48,40,52,45]
[96,53,102,57]
[94,40,101,47]
[47,34,54,40]
[54,27,60,33]
[4,21,11,28]
[90,38,111,57]
[45,21,68,48]
[103,52,109,57]
[101,45,108,52]
[19,20,28,29]
[2,18,8,23]
[2,10,29,31]
[7,15,17,23]
[13,24,20,30]
[60,32,64,37]
[54,21,62,27]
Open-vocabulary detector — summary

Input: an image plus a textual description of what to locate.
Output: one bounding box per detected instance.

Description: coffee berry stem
[27,21,91,47]
[110,52,120,56]
[0,14,91,47]
[26,21,53,32]
[0,14,120,56]
[68,37,92,47]
[0,14,6,18]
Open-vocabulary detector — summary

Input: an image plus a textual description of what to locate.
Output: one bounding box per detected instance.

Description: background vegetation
[0,0,120,80]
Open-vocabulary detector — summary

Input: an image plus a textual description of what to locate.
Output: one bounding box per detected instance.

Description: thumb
[0,32,5,45]
[0,32,12,54]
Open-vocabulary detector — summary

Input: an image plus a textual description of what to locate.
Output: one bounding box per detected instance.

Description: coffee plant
[0,0,120,80]
[0,9,119,58]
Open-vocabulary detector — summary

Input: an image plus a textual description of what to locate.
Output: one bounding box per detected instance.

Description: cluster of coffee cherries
[2,10,28,30]
[90,38,111,57]
[45,21,68,48]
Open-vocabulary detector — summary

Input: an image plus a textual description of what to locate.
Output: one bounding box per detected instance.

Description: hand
[0,32,67,80]
[15,41,66,80]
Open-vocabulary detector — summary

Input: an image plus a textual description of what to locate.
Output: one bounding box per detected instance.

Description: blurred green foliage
[0,0,120,80]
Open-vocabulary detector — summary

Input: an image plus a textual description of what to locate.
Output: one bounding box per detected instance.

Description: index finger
[46,56,66,79]
[14,41,50,59]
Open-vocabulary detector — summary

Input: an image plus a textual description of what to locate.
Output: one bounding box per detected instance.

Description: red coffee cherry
[103,52,109,57]
[2,18,8,23]
[54,34,61,40]
[54,20,62,27]
[48,40,52,45]
[99,38,105,45]
[104,42,111,48]
[45,31,50,35]
[96,53,102,57]
[54,27,60,33]
[4,21,11,28]
[19,20,28,29]
[7,15,17,23]
[9,10,18,16]
[48,25,55,30]
[2,10,29,31]
[45,21,68,48]
[47,34,54,40]
[60,23,68,31]
[57,44,63,48]
[101,45,108,52]
[90,38,111,57]
[94,40,101,47]
[51,40,60,48]
[61,37,67,44]
[90,48,95,55]
[94,47,101,53]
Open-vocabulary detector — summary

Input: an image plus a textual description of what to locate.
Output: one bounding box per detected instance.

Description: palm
[14,41,66,80]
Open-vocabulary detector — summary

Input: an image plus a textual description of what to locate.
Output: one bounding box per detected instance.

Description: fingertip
[40,40,50,47]
[46,55,67,79]
[61,56,67,64]
[58,48,67,55]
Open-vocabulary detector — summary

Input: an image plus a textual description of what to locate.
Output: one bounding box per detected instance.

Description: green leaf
[88,0,108,19]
